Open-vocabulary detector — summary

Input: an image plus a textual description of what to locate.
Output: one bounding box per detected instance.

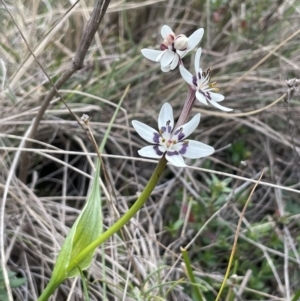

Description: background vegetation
[1,0,300,300]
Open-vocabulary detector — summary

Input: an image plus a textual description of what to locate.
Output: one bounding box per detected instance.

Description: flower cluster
[132,103,214,167]
[133,25,232,167]
[141,25,231,112]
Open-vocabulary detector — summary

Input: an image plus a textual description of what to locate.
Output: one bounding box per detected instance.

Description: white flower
[141,25,204,73]
[132,103,214,167]
[179,48,232,111]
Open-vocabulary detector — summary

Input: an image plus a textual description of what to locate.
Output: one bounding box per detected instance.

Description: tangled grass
[1,0,300,300]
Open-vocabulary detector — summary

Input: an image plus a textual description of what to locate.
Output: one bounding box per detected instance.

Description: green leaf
[0,291,9,301]
[38,87,128,301]
[291,288,300,301]
[0,268,26,300]
[51,162,103,280]
[9,277,26,288]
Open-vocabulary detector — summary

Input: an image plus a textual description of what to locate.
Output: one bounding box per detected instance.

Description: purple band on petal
[173,128,181,135]
[167,150,179,156]
[199,89,211,100]
[167,125,172,133]
[178,132,185,141]
[153,145,164,156]
[179,141,189,154]
[153,132,160,144]
[192,75,197,87]
[173,128,185,141]
[161,126,166,133]
[197,72,201,79]
[206,91,212,100]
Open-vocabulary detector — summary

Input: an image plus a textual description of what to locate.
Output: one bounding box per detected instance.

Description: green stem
[181,247,203,301]
[66,156,167,274]
[38,278,63,301]
[38,157,167,301]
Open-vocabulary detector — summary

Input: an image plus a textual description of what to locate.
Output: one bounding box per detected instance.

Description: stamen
[209,82,219,92]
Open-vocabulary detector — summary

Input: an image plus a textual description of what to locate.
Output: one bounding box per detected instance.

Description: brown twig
[8,0,111,182]
[285,79,300,180]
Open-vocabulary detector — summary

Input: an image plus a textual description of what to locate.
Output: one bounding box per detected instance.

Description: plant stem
[37,278,63,301]
[175,86,196,129]
[181,247,203,301]
[66,156,167,274]
[38,156,167,301]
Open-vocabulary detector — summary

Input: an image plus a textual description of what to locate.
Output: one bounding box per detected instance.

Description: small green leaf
[0,268,26,300]
[51,162,103,280]
[9,277,26,288]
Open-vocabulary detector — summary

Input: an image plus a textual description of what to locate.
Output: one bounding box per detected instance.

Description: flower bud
[174,34,188,50]
[163,33,175,47]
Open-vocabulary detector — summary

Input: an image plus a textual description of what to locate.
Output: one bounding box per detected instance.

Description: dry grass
[1,0,300,300]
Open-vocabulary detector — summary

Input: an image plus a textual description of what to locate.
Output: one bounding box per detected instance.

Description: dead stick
[17,0,111,182]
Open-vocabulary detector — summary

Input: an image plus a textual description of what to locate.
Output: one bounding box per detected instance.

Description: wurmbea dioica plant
[38,25,231,301]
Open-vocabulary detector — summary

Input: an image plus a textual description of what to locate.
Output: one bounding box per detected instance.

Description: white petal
[156,49,167,62]
[194,48,202,74]
[158,103,174,129]
[174,140,214,158]
[160,50,175,67]
[188,29,204,51]
[132,120,159,144]
[209,100,233,112]
[209,92,224,102]
[166,153,186,167]
[161,25,173,38]
[138,145,163,159]
[161,65,171,72]
[141,49,163,62]
[176,113,200,140]
[196,91,208,105]
[170,54,179,70]
[179,65,194,86]
[176,49,188,58]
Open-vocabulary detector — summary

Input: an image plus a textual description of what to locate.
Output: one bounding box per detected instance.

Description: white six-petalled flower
[141,25,204,72]
[179,48,232,111]
[132,103,214,167]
